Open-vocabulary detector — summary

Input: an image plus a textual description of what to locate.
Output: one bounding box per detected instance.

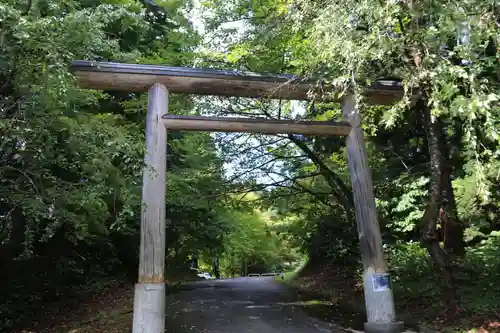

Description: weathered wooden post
[342,94,404,333]
[132,83,168,333]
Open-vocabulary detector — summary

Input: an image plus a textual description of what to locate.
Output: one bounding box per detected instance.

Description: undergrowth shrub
[386,233,500,317]
[458,231,500,314]
[387,242,441,300]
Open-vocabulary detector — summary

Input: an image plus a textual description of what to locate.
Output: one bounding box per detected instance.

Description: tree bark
[4,206,26,260]
[213,257,220,279]
[403,0,465,258]
[419,97,457,314]
[438,132,465,256]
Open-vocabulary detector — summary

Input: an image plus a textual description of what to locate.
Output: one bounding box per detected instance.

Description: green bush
[459,232,500,314]
[387,235,500,316]
[387,242,441,300]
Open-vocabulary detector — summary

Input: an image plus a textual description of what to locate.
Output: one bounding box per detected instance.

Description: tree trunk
[6,206,26,259]
[213,257,220,279]
[419,98,457,315]
[405,0,465,259]
[438,133,465,256]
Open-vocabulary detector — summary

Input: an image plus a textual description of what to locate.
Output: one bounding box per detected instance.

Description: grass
[275,271,297,282]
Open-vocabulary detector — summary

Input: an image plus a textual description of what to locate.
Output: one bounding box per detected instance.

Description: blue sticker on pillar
[372,274,391,292]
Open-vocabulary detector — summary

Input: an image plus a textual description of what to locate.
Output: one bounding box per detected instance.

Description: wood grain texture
[132,284,165,333]
[72,61,404,104]
[162,115,352,136]
[138,83,168,283]
[342,94,388,274]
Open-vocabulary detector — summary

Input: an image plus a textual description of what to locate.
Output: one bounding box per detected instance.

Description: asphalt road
[165,276,345,333]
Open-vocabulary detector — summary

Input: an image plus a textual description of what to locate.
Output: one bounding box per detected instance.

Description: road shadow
[283,286,366,331]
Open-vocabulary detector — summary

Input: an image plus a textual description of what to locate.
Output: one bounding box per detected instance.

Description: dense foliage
[198,0,499,326]
[0,0,498,331]
[0,2,298,329]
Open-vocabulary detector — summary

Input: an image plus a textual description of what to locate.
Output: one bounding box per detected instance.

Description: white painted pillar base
[363,273,404,333]
[132,283,166,333]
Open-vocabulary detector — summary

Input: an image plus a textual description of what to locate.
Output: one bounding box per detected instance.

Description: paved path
[166,276,346,333]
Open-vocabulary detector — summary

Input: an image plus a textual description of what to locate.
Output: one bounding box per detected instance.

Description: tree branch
[287,134,354,211]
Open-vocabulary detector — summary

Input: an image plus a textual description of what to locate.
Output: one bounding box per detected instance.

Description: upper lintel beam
[71,60,404,104]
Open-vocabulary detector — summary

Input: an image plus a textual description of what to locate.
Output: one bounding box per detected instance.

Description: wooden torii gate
[72,60,405,333]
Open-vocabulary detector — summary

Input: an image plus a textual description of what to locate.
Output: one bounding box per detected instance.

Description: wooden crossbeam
[162,115,352,136]
[71,60,404,104]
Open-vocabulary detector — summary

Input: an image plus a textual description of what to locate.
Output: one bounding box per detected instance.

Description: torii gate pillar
[132,83,168,333]
[342,94,404,333]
